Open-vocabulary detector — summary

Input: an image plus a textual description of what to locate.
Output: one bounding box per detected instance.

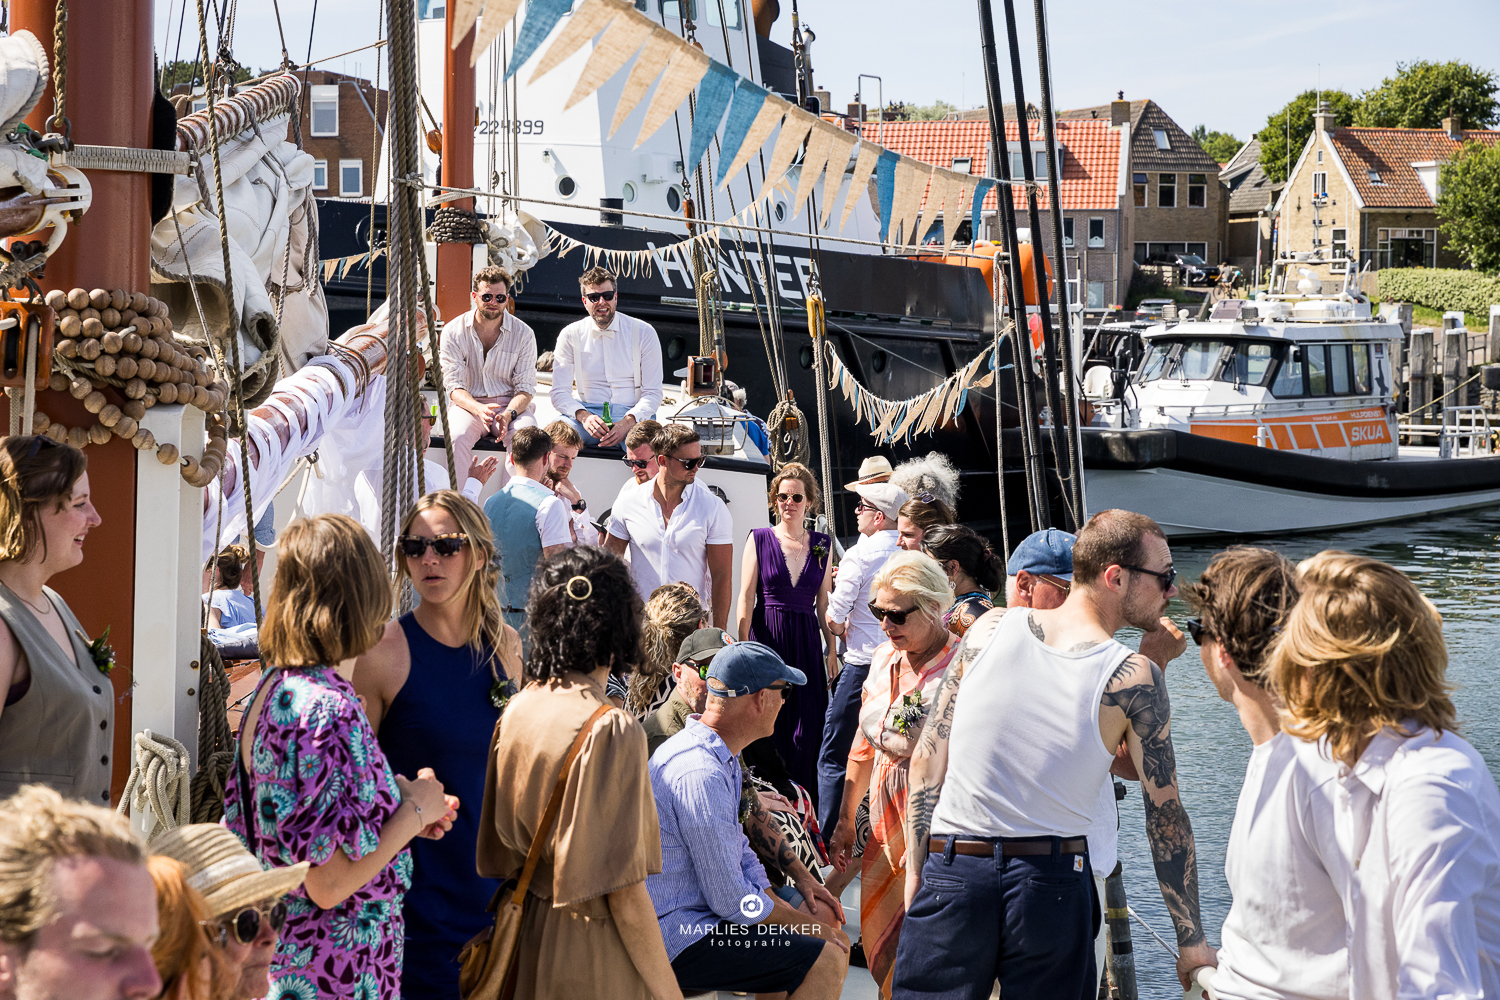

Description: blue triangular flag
[715,79,769,186]
[505,0,574,81]
[874,149,899,242]
[969,178,996,243]
[685,61,739,177]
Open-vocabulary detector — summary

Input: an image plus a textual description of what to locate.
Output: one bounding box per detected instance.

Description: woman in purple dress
[226,514,457,1000]
[735,462,835,804]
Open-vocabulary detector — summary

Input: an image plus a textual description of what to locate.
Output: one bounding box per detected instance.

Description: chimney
[1110,91,1129,127]
[1313,101,1336,135]
[1442,110,1463,140]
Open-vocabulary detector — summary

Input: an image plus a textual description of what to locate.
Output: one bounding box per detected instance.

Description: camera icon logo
[739,893,766,919]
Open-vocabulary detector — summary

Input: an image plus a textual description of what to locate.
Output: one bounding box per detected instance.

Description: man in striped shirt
[437,265,538,480]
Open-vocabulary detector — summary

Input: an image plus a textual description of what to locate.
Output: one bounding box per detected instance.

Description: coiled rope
[766,397,810,473]
[116,730,191,838]
[427,205,489,245]
[190,635,235,823]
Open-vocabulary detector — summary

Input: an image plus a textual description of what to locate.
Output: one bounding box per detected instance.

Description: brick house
[861,112,1130,310]
[1220,138,1281,275]
[1273,105,1500,270]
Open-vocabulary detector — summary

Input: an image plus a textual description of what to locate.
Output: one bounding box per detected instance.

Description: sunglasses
[1185,618,1207,645]
[622,457,652,470]
[1123,564,1177,591]
[477,292,508,303]
[854,501,878,515]
[584,290,616,303]
[398,532,470,558]
[868,601,918,626]
[768,683,792,701]
[1040,574,1072,595]
[203,899,288,947]
[669,455,704,471]
[776,492,805,504]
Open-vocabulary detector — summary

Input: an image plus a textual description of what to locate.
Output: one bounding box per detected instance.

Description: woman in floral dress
[826,551,958,997]
[226,514,456,1000]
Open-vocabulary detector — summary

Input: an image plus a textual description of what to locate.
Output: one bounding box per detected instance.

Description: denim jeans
[815,658,870,837]
[561,402,619,449]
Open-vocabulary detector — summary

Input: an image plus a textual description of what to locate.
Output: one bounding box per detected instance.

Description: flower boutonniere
[78,626,115,677]
[490,676,516,712]
[892,690,926,735]
[812,542,828,564]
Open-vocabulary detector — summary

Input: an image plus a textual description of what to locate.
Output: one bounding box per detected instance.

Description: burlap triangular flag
[635,43,710,147]
[529,0,629,81]
[889,158,928,246]
[451,0,487,47]
[469,0,526,68]
[818,124,858,229]
[563,12,653,109]
[718,92,784,189]
[948,173,979,247]
[758,111,813,201]
[608,27,676,138]
[839,141,880,232]
[925,168,959,250]
[790,112,836,219]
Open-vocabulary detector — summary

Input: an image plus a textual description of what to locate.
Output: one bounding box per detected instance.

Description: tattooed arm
[744,790,846,924]
[1101,653,1218,986]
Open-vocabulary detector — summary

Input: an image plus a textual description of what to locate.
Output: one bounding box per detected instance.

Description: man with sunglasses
[437,266,538,481]
[151,823,307,1000]
[551,266,664,449]
[483,427,574,630]
[648,641,850,1000]
[895,509,1216,999]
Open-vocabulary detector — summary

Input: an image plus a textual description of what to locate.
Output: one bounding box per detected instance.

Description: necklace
[10,588,51,616]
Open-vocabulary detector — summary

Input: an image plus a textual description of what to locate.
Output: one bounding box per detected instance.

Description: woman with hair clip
[920,524,1003,637]
[0,434,111,804]
[606,582,706,716]
[477,546,683,1000]
[353,489,522,999]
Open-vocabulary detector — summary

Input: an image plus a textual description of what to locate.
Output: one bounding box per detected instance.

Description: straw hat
[151,824,308,919]
[843,455,893,492]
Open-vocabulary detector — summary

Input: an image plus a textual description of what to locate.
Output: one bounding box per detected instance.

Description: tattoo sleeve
[745,794,800,878]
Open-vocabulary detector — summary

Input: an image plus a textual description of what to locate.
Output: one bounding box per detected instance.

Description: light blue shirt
[646,717,772,960]
[210,588,256,629]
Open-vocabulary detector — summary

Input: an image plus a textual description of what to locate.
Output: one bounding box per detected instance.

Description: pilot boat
[1079,253,1500,537]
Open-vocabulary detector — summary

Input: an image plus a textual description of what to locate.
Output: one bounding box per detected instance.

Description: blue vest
[483,477,553,631]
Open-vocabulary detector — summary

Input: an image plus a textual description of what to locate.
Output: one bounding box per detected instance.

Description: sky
[154,0,1500,144]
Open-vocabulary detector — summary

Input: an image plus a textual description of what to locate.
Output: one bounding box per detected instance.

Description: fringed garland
[823,335,1005,445]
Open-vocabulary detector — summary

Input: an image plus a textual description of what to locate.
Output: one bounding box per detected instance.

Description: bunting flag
[608,28,677,138]
[926,168,960,250]
[969,178,996,243]
[759,111,813,200]
[321,247,388,283]
[528,0,625,81]
[451,0,487,47]
[819,125,859,230]
[684,61,738,175]
[889,157,927,246]
[873,148,899,241]
[718,90,782,188]
[715,81,771,186]
[564,13,652,109]
[635,43,709,147]
[824,339,999,444]
[840,141,881,232]
[504,0,575,78]
[470,0,527,68]
[948,173,979,249]
[790,116,838,219]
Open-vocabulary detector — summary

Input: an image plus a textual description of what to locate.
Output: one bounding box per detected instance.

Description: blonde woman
[353,490,521,998]
[608,582,706,716]
[827,550,957,996]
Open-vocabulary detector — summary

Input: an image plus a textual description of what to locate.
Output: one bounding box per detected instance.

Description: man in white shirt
[541,419,591,546]
[1273,552,1500,1000]
[815,480,905,844]
[482,426,573,629]
[605,423,733,627]
[1181,547,1347,1000]
[438,265,538,480]
[550,266,663,449]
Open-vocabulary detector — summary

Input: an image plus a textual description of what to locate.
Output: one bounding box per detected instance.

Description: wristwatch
[503,408,518,421]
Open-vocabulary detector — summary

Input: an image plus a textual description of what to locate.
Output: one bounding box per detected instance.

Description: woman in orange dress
[826,551,958,996]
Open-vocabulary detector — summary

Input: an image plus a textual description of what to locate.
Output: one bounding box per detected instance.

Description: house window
[1133,172,1147,207]
[339,159,363,197]
[1011,151,1025,177]
[1086,281,1105,309]
[951,157,972,174]
[310,85,339,137]
[1368,169,1382,183]
[1088,217,1105,247]
[1317,149,1323,163]
[1331,227,1347,258]
[1153,129,1169,149]
[1187,242,1207,260]
[1034,150,1047,180]
[1158,173,1176,208]
[1187,173,1206,208]
[312,160,328,190]
[1312,171,1327,197]
[191,97,207,114]
[1062,217,1074,247]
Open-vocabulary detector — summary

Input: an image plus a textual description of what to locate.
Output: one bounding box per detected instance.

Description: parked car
[1145,252,1218,286]
[1134,298,1176,320]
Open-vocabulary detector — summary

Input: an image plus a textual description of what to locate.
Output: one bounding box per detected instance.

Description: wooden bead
[179,454,200,478]
[47,372,68,392]
[66,425,89,449]
[82,317,104,340]
[56,338,77,359]
[122,399,146,420]
[100,308,121,330]
[123,331,142,353]
[81,391,106,414]
[44,289,68,311]
[58,315,81,339]
[78,338,101,360]
[45,422,67,443]
[149,316,166,337]
[79,307,100,323]
[30,410,49,434]
[100,331,123,354]
[112,416,138,439]
[88,422,111,446]
[109,289,127,311]
[131,291,148,314]
[131,428,155,451]
[97,404,121,428]
[138,338,159,360]
[123,378,147,399]
[136,359,156,381]
[156,383,178,405]
[141,393,156,408]
[94,355,116,378]
[120,310,137,329]
[114,356,136,379]
[155,443,178,465]
[66,288,89,310]
[187,385,207,409]
[161,317,173,334]
[88,289,110,310]
[68,378,91,399]
[193,369,211,388]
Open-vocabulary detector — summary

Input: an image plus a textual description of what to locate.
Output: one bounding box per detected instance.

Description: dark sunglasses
[398,532,470,558]
[768,683,793,700]
[584,290,616,303]
[622,457,652,470]
[1185,618,1207,645]
[669,455,704,471]
[204,899,288,947]
[854,500,878,515]
[1123,564,1177,591]
[868,601,918,626]
[776,492,805,504]
[478,292,508,303]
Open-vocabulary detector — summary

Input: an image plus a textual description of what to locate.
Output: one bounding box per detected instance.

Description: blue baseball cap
[1006,528,1077,579]
[705,641,806,697]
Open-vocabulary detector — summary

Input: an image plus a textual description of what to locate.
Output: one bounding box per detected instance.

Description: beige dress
[477,673,660,999]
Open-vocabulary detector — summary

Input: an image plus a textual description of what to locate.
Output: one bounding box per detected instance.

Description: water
[1116,508,1500,997]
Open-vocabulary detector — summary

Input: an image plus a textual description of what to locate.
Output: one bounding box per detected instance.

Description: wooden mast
[436,5,477,325]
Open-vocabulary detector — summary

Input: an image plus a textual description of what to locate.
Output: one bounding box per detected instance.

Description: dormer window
[1153,129,1169,150]
[1368,169,1382,183]
[951,157,972,174]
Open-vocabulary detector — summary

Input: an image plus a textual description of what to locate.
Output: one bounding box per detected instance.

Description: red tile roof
[1327,127,1500,208]
[858,117,1121,213]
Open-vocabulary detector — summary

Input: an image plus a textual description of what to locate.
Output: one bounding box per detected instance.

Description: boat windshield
[1216,342,1276,386]
[1135,339,1231,383]
[1136,341,1175,383]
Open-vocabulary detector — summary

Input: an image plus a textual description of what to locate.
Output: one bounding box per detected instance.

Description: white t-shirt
[607,479,732,611]
[509,474,573,550]
[1213,733,1348,1000]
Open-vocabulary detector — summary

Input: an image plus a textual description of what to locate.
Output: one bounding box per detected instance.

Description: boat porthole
[666,336,686,361]
[556,175,577,198]
[774,200,786,222]
[799,345,814,369]
[667,185,683,212]
[622,181,638,204]
[871,349,888,373]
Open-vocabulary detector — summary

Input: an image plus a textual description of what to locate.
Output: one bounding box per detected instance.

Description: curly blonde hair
[633,583,705,713]
[1269,551,1454,766]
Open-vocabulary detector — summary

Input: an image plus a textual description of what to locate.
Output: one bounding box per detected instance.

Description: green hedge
[1376,268,1500,317]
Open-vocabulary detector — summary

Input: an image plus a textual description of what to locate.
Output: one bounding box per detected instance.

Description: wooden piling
[1104,862,1138,1000]
[1444,328,1465,410]
[1408,329,1432,442]
[1488,305,1500,367]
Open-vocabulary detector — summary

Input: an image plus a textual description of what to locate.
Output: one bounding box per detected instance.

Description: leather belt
[929,836,1088,857]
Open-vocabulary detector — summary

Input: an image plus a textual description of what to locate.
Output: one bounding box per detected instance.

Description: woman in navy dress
[353,491,522,999]
[735,462,835,805]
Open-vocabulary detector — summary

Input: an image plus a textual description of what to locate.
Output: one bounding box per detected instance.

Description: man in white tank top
[892,509,1217,999]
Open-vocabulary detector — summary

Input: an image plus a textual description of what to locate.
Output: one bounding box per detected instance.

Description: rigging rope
[116,730,192,837]
[46,0,67,136]
[189,635,234,823]
[366,0,384,318]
